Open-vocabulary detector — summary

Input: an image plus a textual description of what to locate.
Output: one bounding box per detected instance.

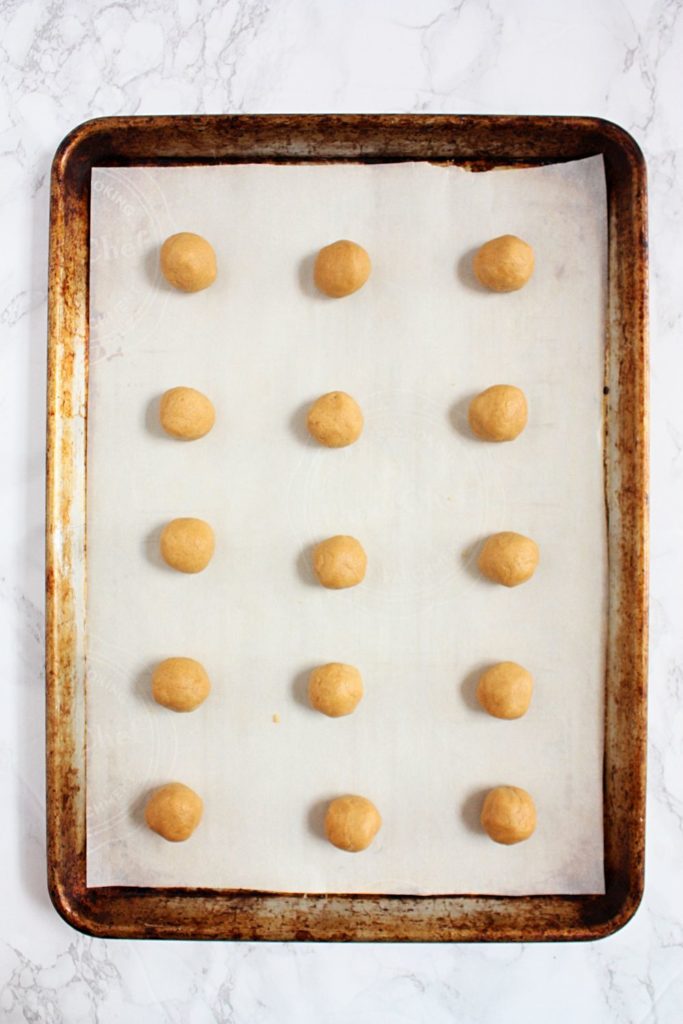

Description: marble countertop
[1,0,680,1020]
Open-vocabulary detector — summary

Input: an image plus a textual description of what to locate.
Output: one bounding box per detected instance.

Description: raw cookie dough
[307,391,364,448]
[478,532,539,587]
[314,240,371,297]
[308,663,363,717]
[312,535,367,589]
[480,785,536,845]
[152,657,211,712]
[144,782,203,842]
[160,232,217,292]
[159,386,215,440]
[468,385,528,442]
[324,795,382,852]
[160,518,215,573]
[473,235,534,292]
[476,661,533,719]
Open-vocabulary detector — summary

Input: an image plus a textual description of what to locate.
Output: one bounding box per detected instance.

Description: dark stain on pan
[46,114,648,942]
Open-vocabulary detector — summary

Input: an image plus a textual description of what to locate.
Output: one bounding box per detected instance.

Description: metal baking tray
[46,114,648,941]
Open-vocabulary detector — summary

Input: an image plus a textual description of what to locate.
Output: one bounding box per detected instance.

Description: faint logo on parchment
[85,644,176,853]
[89,168,170,360]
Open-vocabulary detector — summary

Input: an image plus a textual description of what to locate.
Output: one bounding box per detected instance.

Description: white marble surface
[0,0,680,1020]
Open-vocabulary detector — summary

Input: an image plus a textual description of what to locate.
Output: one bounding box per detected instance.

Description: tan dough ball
[152,657,211,712]
[160,232,217,292]
[159,387,215,440]
[314,240,371,298]
[307,391,364,448]
[480,785,536,845]
[313,535,367,589]
[324,795,382,852]
[144,782,203,842]
[476,661,533,719]
[468,385,528,442]
[478,532,539,587]
[308,663,364,717]
[160,518,215,574]
[473,235,534,292]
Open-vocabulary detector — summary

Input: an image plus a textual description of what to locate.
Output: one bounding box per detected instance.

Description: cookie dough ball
[476,661,533,719]
[473,235,534,292]
[307,391,364,448]
[160,518,215,574]
[324,795,382,852]
[314,240,371,298]
[159,387,215,440]
[160,232,217,292]
[480,785,536,845]
[144,782,203,842]
[309,663,363,717]
[313,535,367,589]
[478,532,539,587]
[468,385,528,442]
[152,657,211,712]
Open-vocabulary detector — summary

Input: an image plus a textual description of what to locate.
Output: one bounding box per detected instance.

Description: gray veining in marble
[1,0,681,1020]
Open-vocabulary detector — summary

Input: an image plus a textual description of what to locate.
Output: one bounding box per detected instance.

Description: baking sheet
[86,157,607,895]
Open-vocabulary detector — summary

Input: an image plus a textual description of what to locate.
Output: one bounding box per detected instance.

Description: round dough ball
[468,385,528,442]
[314,240,371,298]
[309,663,363,717]
[159,387,215,440]
[307,391,364,448]
[152,657,211,712]
[476,661,533,719]
[160,518,215,574]
[478,532,539,587]
[313,535,367,589]
[145,782,203,842]
[160,232,217,292]
[480,785,536,845]
[473,235,534,292]
[324,795,382,852]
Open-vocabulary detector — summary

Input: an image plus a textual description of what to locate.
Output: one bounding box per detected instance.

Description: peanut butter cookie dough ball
[476,661,533,719]
[324,795,382,852]
[160,232,217,292]
[144,782,203,842]
[307,391,364,448]
[312,535,367,589]
[160,518,215,573]
[152,657,211,712]
[308,663,363,717]
[478,532,539,587]
[468,385,528,442]
[159,387,215,440]
[480,785,536,845]
[314,240,371,297]
[473,235,534,292]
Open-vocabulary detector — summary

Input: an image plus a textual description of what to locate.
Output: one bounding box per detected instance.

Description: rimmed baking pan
[46,114,647,940]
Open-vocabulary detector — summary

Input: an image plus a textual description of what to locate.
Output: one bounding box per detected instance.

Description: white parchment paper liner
[86,157,606,894]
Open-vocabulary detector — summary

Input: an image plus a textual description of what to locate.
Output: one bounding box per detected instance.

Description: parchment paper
[86,157,607,894]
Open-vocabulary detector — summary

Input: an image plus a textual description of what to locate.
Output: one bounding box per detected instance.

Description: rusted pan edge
[46,115,648,941]
[46,128,90,925]
[601,130,649,933]
[49,112,640,171]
